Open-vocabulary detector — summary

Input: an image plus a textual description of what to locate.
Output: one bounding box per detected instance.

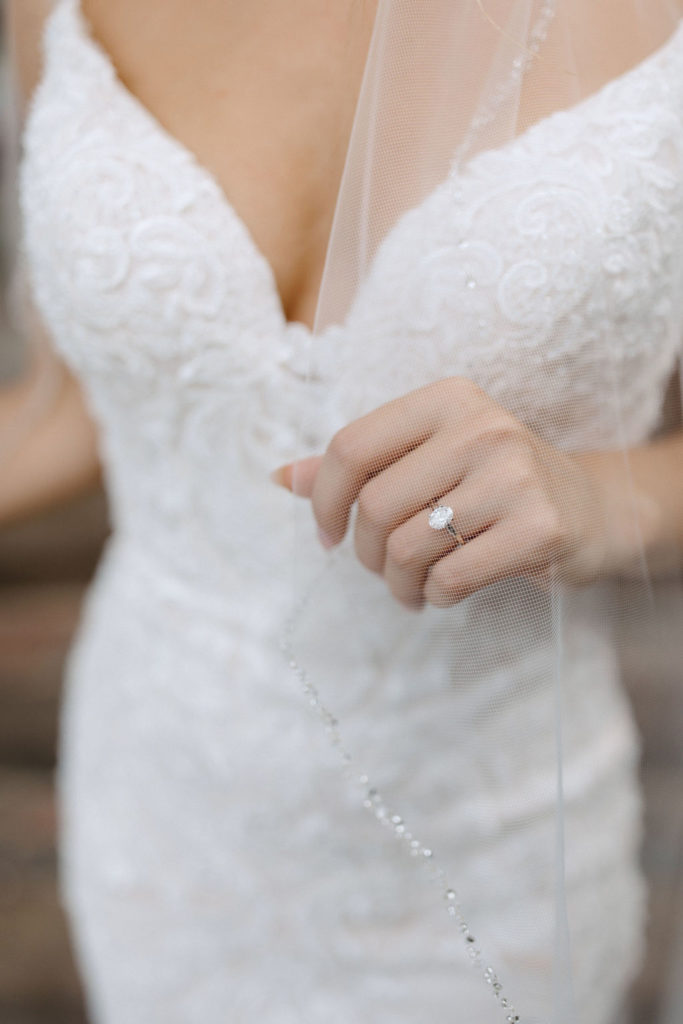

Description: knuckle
[426,376,483,423]
[395,593,424,613]
[446,374,483,399]
[526,502,563,552]
[442,375,485,412]
[425,585,457,609]
[480,417,525,449]
[353,532,381,574]
[467,418,525,461]
[356,483,388,529]
[385,576,409,606]
[327,425,363,468]
[537,506,563,549]
[386,529,420,569]
[428,559,456,599]
[505,453,537,492]
[310,488,336,529]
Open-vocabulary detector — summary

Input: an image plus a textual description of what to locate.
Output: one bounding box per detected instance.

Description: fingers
[289,456,323,497]
[268,378,565,608]
[382,470,502,608]
[422,517,560,607]
[352,435,475,574]
[310,382,465,544]
[382,521,469,611]
[273,377,494,545]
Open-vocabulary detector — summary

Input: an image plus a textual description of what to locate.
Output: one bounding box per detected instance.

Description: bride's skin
[272,381,683,610]
[4,0,683,608]
[80,0,379,329]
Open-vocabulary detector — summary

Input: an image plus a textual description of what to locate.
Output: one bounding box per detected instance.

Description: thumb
[269,455,323,497]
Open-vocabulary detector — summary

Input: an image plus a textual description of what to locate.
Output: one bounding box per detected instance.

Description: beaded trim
[453,0,558,172]
[280,554,520,1022]
[281,3,556,1020]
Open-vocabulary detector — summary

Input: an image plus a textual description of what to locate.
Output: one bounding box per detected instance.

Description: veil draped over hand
[281,3,683,1022]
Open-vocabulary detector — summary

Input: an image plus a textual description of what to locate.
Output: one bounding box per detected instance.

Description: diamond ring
[428,504,466,546]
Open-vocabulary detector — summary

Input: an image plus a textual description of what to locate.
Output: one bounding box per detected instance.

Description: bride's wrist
[575,448,668,581]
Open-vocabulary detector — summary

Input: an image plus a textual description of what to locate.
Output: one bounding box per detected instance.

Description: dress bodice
[18,0,683,596]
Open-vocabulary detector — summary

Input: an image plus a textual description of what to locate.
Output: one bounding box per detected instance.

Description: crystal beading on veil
[281,6,562,1020]
[280,2,683,1021]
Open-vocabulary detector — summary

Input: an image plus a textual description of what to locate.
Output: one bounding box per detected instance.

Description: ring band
[428,504,466,547]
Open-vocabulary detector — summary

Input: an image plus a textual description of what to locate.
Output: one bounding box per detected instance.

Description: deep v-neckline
[68,0,364,337]
[62,0,683,340]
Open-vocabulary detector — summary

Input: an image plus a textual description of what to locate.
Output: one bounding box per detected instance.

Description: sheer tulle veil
[279,2,683,1022]
[3,2,683,1022]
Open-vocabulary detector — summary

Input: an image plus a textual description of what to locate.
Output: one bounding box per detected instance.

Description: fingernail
[317,527,335,550]
[269,464,293,490]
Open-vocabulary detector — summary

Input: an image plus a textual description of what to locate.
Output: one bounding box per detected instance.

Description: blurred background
[0,6,681,1024]
[0,7,109,1021]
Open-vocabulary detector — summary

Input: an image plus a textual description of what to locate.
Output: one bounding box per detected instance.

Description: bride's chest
[18,0,683,456]
[78,0,376,329]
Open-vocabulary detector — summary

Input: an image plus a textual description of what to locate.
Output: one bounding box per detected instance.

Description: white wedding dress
[17,1,683,1021]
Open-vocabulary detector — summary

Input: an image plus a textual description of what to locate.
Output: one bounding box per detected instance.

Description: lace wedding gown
[17,1,683,1021]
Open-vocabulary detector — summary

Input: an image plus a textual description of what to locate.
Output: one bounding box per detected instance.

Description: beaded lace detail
[16,0,683,1020]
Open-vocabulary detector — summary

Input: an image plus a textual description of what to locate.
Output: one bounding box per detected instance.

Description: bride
[3,0,683,1021]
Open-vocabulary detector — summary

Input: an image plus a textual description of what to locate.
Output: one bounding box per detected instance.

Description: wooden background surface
[0,488,108,1024]
[0,10,681,1023]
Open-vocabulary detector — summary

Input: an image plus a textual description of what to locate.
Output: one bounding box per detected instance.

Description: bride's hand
[270,377,640,610]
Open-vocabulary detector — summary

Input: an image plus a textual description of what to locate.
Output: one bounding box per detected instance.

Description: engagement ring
[428,504,466,546]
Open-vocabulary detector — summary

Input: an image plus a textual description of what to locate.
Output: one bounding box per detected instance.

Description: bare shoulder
[5,1,61,114]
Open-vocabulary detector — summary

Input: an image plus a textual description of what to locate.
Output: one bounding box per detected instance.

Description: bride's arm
[0,0,102,530]
[0,362,103,530]
[6,1,57,120]
[576,429,683,579]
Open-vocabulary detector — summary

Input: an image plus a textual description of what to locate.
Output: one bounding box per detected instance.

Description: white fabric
[16,0,683,1020]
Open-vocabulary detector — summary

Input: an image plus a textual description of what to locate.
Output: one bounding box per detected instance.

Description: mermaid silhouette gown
[17,1,683,1021]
